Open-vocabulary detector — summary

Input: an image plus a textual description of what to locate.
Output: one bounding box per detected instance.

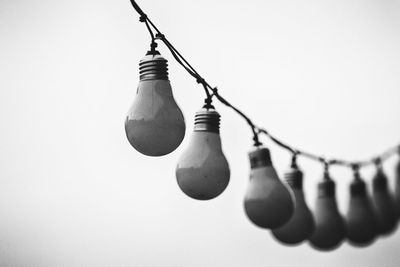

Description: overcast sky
[0,0,400,266]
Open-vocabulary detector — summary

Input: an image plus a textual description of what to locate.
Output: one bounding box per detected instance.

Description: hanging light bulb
[394,147,400,218]
[272,154,315,245]
[346,165,377,247]
[371,158,398,236]
[176,104,230,200]
[309,166,345,251]
[244,146,294,229]
[125,50,185,156]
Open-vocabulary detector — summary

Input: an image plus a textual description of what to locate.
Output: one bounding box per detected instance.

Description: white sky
[0,0,400,266]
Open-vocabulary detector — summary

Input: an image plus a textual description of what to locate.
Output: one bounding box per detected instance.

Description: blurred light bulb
[371,163,398,236]
[309,173,345,251]
[125,51,185,156]
[346,169,377,247]
[244,146,294,229]
[176,106,230,200]
[272,158,314,245]
[395,148,400,218]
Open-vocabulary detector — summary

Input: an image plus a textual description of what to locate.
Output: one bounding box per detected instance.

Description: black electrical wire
[129,0,400,170]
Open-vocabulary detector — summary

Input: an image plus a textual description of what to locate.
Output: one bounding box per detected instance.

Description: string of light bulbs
[129,0,399,169]
[126,0,400,251]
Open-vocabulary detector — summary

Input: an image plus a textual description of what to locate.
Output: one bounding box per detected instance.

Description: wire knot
[291,152,299,168]
[203,97,214,109]
[196,77,205,85]
[196,76,207,88]
[253,135,262,147]
[156,33,165,40]
[373,157,382,166]
[139,14,147,22]
[150,41,158,51]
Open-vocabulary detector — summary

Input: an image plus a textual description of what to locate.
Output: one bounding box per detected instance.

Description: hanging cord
[131,1,157,53]
[211,88,261,146]
[130,1,260,146]
[129,0,399,169]
[290,152,299,168]
[257,128,399,168]
[157,35,213,101]
[144,20,157,53]
[351,163,362,181]
[321,159,331,180]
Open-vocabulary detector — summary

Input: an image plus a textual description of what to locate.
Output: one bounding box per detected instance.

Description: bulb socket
[248,147,272,169]
[373,171,388,191]
[284,167,303,189]
[318,179,335,197]
[193,108,220,133]
[350,179,367,197]
[139,52,169,81]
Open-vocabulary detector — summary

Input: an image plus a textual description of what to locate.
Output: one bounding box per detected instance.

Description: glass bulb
[272,164,314,245]
[346,175,377,247]
[309,176,345,251]
[125,51,185,156]
[176,107,230,200]
[371,167,398,236]
[244,147,294,229]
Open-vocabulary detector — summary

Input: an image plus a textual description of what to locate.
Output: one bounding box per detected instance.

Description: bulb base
[350,179,367,197]
[284,167,303,189]
[248,147,272,169]
[318,179,335,197]
[139,53,169,81]
[193,108,220,133]
[373,171,388,192]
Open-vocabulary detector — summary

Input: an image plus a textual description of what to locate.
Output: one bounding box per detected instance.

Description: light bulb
[272,160,314,245]
[176,106,230,200]
[125,51,185,156]
[309,173,345,251]
[244,146,294,229]
[371,164,398,236]
[395,149,400,218]
[346,170,377,247]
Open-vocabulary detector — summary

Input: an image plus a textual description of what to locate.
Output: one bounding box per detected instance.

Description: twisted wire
[129,0,400,170]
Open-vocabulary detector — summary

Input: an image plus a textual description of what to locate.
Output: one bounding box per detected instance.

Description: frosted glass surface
[176,131,230,200]
[125,80,185,156]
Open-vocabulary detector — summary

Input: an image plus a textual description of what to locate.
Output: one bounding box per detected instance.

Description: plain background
[0,0,400,266]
